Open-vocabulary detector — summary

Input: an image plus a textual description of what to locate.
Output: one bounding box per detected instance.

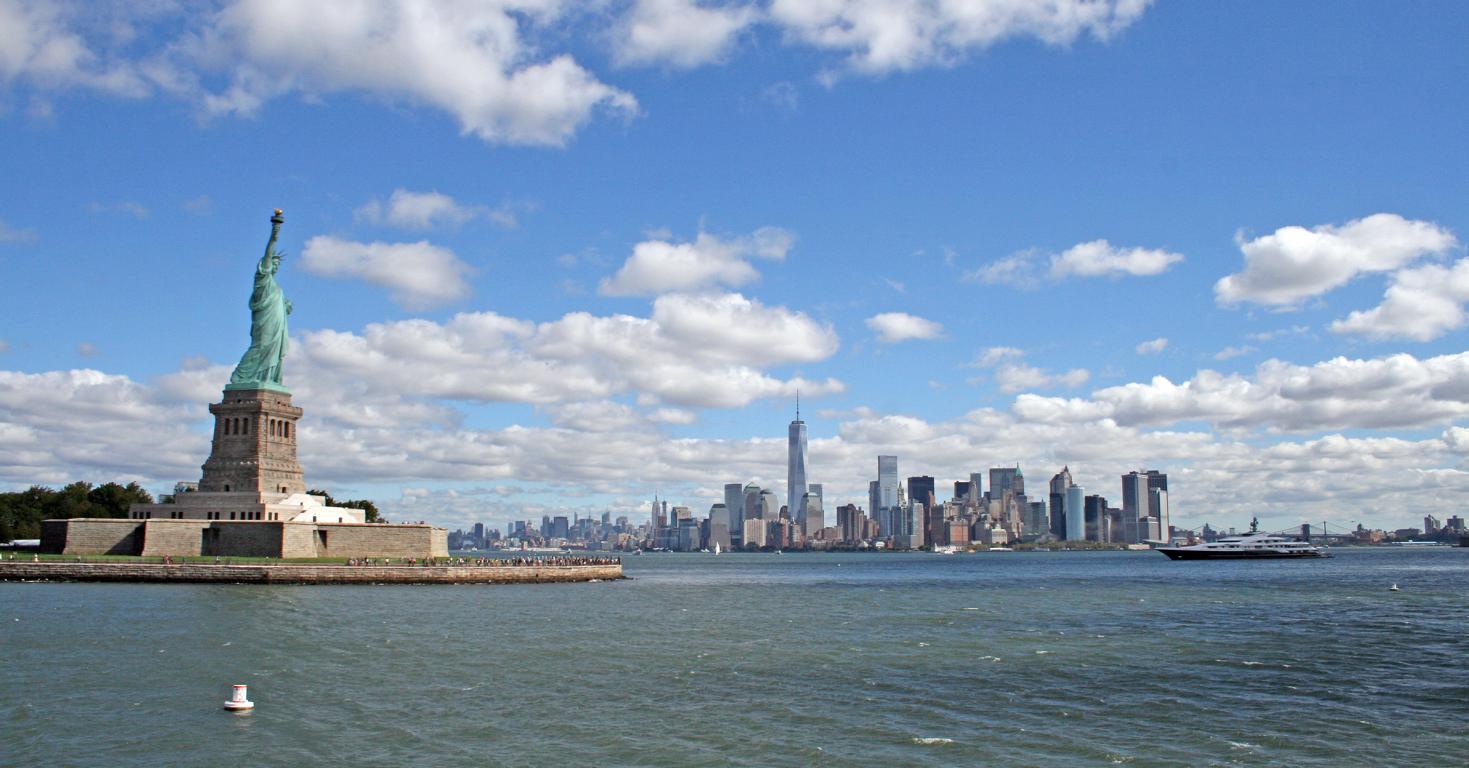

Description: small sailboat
[1389,583,1400,591]
[713,541,721,555]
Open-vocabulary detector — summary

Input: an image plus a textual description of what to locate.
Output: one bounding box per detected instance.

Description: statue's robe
[229,253,288,387]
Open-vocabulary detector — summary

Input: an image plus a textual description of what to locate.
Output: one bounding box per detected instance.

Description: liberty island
[7,211,619,584]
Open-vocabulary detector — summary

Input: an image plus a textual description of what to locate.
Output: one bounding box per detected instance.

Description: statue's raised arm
[227,210,292,392]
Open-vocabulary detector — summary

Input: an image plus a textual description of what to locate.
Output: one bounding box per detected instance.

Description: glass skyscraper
[788,404,808,525]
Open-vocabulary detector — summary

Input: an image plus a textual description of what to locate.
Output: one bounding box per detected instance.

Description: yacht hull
[1159,548,1327,560]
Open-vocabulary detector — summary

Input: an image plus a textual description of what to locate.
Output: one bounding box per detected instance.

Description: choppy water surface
[3,549,1467,766]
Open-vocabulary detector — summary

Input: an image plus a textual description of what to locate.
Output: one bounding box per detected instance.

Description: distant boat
[713,542,721,555]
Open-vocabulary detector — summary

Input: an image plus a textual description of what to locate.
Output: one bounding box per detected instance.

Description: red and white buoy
[224,684,254,712]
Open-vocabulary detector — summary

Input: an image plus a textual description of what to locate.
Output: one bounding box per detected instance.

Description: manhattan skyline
[2,2,1468,535]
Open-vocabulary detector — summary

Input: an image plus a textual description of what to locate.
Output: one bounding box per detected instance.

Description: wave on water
[912,737,953,745]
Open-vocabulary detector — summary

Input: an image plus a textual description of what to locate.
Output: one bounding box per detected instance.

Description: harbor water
[3,548,1466,766]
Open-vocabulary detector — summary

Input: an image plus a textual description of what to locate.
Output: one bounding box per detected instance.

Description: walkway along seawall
[0,561,623,585]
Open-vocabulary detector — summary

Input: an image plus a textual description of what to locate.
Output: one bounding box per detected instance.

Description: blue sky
[2,0,1468,533]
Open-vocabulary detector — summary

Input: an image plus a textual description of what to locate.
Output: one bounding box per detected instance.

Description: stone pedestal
[200,388,305,495]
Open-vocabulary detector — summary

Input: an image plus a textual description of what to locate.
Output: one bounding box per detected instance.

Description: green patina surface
[227,210,292,393]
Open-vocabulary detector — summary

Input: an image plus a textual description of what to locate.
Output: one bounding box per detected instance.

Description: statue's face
[271,254,281,270]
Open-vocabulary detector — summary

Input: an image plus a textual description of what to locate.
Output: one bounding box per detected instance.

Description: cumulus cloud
[767,0,1151,75]
[973,346,1024,367]
[196,1,638,146]
[4,1,636,146]
[2,1,1158,145]
[300,235,474,310]
[356,189,516,230]
[612,0,756,68]
[1215,213,1458,307]
[866,312,943,343]
[993,363,1089,394]
[967,240,1182,287]
[1135,337,1168,355]
[1049,240,1183,279]
[1015,350,1469,433]
[0,0,148,95]
[599,226,794,296]
[288,291,839,416]
[1330,258,1469,342]
[968,346,1087,393]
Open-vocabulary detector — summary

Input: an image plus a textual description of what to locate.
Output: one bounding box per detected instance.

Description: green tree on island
[0,482,154,540]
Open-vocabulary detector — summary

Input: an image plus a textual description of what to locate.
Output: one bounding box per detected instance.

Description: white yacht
[1158,521,1327,560]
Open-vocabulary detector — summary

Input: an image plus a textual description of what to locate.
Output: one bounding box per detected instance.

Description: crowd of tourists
[343,555,620,567]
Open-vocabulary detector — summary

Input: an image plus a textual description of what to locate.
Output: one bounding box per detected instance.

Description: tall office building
[990,465,1025,499]
[759,489,780,521]
[868,480,881,533]
[788,399,808,526]
[1121,471,1147,543]
[1065,485,1086,541]
[725,483,745,546]
[969,472,984,504]
[1149,487,1170,542]
[799,492,824,537]
[1083,495,1107,542]
[1145,470,1168,519]
[907,476,935,515]
[878,455,899,538]
[953,480,971,501]
[1049,466,1072,540]
[743,483,762,523]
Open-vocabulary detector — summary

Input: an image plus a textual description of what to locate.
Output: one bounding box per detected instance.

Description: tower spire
[796,388,800,421]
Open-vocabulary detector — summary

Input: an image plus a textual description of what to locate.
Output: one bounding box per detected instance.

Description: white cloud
[1213,345,1254,361]
[300,235,473,310]
[1330,258,1469,342]
[1135,337,1168,355]
[2,1,1158,146]
[967,346,1087,393]
[964,251,1042,288]
[356,189,516,230]
[76,342,99,358]
[973,346,1024,367]
[1049,239,1184,279]
[968,240,1182,286]
[1016,350,1469,433]
[284,291,839,417]
[767,0,1152,75]
[865,312,943,343]
[1215,213,1458,307]
[599,226,794,296]
[0,0,148,95]
[993,363,1089,394]
[192,1,637,146]
[612,0,756,68]
[1248,325,1310,343]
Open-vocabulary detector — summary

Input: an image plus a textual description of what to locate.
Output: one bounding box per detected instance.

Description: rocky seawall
[0,561,622,585]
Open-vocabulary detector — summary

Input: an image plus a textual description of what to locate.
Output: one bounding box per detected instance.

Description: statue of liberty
[227,209,292,392]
